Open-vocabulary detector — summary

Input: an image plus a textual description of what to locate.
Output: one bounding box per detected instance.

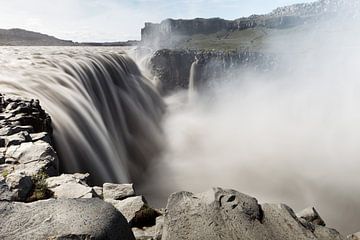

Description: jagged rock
[261,203,318,239]
[161,188,346,240]
[0,198,135,240]
[348,232,360,240]
[46,173,95,199]
[92,186,103,199]
[106,196,146,223]
[30,132,52,144]
[154,216,164,240]
[162,188,268,240]
[103,183,135,200]
[5,171,33,201]
[0,95,58,202]
[313,225,346,240]
[3,131,31,147]
[297,207,326,226]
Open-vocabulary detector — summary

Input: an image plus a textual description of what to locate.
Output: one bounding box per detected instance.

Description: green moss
[27,171,52,202]
[1,169,9,178]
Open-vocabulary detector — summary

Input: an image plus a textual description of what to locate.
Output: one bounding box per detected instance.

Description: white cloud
[0,0,314,42]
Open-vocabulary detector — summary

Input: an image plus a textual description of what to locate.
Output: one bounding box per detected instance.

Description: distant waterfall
[188,58,201,101]
[0,48,165,185]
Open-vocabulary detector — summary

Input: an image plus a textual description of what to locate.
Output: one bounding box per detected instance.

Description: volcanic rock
[161,187,346,240]
[103,183,135,200]
[0,198,135,240]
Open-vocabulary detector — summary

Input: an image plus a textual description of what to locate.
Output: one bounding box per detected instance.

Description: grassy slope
[175,24,312,53]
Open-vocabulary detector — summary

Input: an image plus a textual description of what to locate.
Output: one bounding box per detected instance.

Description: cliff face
[141,16,305,49]
[149,49,274,95]
[140,0,345,49]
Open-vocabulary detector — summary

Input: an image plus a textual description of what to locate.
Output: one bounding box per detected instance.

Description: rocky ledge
[0,94,359,240]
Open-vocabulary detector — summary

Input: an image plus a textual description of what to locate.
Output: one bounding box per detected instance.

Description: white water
[0,47,164,185]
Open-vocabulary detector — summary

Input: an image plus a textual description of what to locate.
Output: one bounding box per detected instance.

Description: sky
[0,0,314,42]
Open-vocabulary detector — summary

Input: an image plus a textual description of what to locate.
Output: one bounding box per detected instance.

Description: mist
[142,1,360,234]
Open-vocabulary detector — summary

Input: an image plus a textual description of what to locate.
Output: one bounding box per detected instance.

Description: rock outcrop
[161,187,346,240]
[0,198,135,240]
[149,49,274,94]
[0,94,161,240]
[141,0,344,49]
[0,94,58,201]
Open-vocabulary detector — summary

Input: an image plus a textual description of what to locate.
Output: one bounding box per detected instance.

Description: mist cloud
[145,2,360,235]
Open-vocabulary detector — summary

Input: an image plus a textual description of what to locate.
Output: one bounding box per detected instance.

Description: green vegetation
[173,24,313,53]
[27,171,52,202]
[1,169,9,178]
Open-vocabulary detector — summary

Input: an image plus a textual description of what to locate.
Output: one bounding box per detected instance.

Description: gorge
[0,0,360,239]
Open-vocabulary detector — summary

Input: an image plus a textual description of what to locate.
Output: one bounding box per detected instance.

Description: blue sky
[0,0,314,42]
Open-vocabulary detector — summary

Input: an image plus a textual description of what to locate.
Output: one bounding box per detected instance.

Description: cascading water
[188,59,198,100]
[0,47,165,185]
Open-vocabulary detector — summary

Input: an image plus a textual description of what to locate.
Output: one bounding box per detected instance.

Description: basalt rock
[149,49,274,95]
[0,94,58,201]
[141,1,342,49]
[161,187,346,240]
[0,198,135,240]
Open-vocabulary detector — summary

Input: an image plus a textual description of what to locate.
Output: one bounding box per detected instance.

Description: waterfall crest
[0,48,165,184]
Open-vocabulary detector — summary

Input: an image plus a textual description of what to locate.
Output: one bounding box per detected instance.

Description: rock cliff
[149,49,275,95]
[140,0,348,49]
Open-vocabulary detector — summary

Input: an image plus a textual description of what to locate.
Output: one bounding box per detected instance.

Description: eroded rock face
[161,187,346,240]
[0,198,135,240]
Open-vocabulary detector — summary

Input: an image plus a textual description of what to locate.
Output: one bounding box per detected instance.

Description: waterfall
[0,47,165,185]
[188,57,201,101]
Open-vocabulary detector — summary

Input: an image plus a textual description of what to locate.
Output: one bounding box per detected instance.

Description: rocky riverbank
[0,94,359,239]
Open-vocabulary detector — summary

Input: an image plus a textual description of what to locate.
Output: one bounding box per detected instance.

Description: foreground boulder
[161,187,346,240]
[0,198,135,240]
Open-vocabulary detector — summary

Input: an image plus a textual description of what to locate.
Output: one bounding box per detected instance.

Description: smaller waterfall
[188,56,202,101]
